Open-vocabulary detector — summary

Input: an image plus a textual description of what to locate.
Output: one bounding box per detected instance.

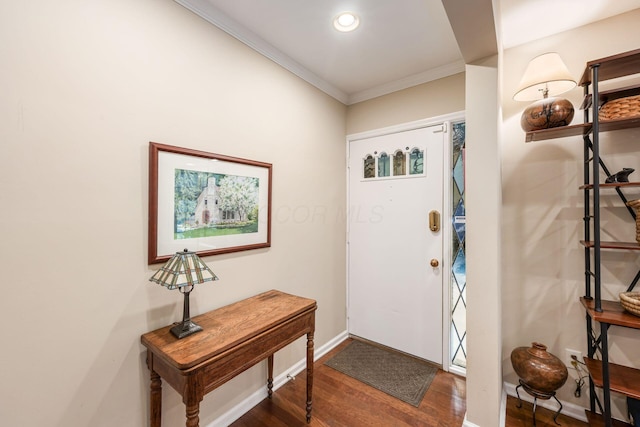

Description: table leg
[185,402,200,427]
[267,354,274,399]
[183,371,204,427]
[150,368,162,427]
[306,331,314,423]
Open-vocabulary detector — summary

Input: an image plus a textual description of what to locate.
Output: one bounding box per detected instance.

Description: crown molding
[347,60,466,105]
[174,0,465,106]
[174,0,350,104]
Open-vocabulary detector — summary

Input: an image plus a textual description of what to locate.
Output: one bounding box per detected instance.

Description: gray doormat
[325,340,438,407]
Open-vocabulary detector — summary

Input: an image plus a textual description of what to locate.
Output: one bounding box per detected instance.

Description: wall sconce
[514,52,577,132]
[149,249,218,339]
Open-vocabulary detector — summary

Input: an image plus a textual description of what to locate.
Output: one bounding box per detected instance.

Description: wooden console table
[141,289,317,427]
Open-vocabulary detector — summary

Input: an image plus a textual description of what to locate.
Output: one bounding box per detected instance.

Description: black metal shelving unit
[526,49,640,427]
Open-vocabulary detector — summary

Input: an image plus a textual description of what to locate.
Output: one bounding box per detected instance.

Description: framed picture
[149,142,272,264]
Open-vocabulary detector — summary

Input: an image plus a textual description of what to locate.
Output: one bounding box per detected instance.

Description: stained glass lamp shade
[149,249,218,339]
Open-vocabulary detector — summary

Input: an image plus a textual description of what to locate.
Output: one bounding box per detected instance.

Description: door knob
[430,259,439,267]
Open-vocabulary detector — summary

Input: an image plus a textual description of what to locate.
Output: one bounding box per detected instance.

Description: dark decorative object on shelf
[629,397,640,427]
[605,167,635,183]
[511,342,568,426]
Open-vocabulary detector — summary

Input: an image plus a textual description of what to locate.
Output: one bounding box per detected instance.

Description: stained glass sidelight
[451,121,466,369]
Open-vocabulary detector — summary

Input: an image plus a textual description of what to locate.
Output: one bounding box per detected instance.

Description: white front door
[348,125,444,364]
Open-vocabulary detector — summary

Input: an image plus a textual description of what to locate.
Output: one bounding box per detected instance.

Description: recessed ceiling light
[333,12,360,32]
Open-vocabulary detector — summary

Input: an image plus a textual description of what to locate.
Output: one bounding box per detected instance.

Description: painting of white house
[174,169,259,239]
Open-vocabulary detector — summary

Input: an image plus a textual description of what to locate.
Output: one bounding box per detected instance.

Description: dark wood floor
[231,338,588,427]
[505,397,588,427]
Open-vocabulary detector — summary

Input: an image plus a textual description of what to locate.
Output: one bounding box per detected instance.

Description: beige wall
[0,1,346,426]
[501,9,640,420]
[346,72,465,134]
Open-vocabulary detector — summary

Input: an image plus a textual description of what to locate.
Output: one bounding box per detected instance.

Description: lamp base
[170,320,203,339]
[521,96,574,132]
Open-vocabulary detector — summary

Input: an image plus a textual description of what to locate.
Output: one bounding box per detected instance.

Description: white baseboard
[462,414,482,427]
[500,386,507,427]
[503,381,588,423]
[206,330,349,427]
[465,382,586,426]
[461,387,506,427]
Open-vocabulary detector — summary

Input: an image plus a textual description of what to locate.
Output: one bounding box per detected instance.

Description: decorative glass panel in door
[378,152,390,177]
[393,150,406,176]
[409,148,424,175]
[363,155,375,179]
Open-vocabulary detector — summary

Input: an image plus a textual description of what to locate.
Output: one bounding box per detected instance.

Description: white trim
[503,381,588,423]
[205,331,349,427]
[448,364,466,377]
[345,140,352,335]
[348,60,465,105]
[441,120,453,373]
[463,386,505,427]
[346,112,465,142]
[462,414,482,427]
[500,386,507,427]
[173,0,463,105]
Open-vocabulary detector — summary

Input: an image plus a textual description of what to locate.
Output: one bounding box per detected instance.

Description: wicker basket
[626,199,640,243]
[600,94,640,121]
[619,292,640,317]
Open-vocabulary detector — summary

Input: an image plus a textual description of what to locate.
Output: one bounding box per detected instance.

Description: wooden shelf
[585,410,632,427]
[580,240,640,250]
[525,116,640,142]
[584,357,640,400]
[525,123,590,142]
[580,297,640,329]
[579,182,640,190]
[579,48,640,86]
[600,116,640,132]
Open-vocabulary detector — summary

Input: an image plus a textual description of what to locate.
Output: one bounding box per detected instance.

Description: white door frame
[346,111,465,373]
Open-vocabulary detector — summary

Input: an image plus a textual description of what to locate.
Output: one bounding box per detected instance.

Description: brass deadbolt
[429,210,441,232]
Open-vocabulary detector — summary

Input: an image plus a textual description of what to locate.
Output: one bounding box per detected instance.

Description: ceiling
[175,0,640,105]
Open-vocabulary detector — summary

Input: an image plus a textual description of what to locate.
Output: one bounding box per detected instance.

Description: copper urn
[511,342,568,394]
[520,97,574,132]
